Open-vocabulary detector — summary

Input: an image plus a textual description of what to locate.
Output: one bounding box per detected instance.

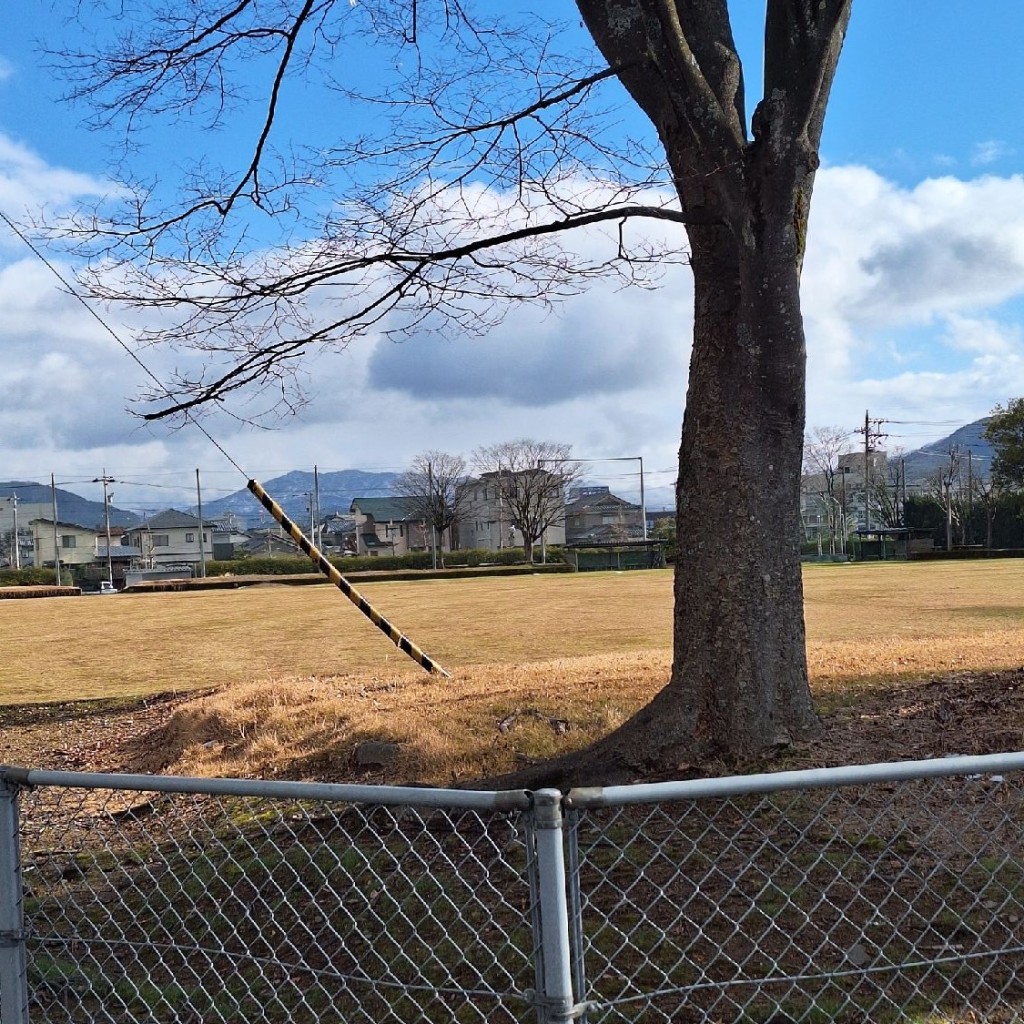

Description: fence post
[531,789,576,1024]
[0,773,28,1024]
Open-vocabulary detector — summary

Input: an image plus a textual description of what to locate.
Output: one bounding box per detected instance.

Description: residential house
[124,509,211,568]
[458,471,566,552]
[3,499,53,566]
[320,512,357,554]
[210,520,252,560]
[646,509,675,534]
[349,497,430,556]
[564,486,643,544]
[242,527,300,557]
[30,518,142,584]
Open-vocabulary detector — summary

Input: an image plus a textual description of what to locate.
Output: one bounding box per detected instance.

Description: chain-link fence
[4,752,1024,1023]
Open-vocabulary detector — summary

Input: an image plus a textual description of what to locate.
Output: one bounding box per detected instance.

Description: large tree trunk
[658,215,820,755]
[496,212,820,788]
[475,0,850,788]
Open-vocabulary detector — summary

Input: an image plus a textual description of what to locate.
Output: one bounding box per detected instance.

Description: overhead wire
[0,207,450,676]
[0,207,250,480]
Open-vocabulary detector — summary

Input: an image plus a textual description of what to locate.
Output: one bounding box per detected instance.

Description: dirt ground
[3,667,1023,783]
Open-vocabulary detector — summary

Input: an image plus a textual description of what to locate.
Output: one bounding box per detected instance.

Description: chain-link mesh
[17,783,537,1024]
[9,760,1024,1024]
[569,770,1024,1023]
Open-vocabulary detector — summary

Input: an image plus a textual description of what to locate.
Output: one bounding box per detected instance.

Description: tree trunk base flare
[481,669,821,792]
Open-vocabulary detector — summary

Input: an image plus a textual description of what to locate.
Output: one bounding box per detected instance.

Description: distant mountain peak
[199,468,400,528]
[897,418,994,484]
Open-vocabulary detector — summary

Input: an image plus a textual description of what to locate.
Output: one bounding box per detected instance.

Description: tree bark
[663,207,820,755]
[504,209,819,789]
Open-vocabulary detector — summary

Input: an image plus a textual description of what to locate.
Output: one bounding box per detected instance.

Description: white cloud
[0,132,110,227]
[800,167,1024,435]
[973,140,1010,166]
[941,313,1022,356]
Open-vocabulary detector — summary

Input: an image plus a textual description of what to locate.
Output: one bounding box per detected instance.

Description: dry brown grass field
[4,559,1024,782]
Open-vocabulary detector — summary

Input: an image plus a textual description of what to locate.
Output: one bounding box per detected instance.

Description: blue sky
[1,3,1024,510]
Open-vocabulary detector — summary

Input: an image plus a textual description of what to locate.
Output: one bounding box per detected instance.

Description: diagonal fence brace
[247,478,451,678]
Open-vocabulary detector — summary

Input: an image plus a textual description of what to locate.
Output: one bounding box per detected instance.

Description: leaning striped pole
[247,479,451,678]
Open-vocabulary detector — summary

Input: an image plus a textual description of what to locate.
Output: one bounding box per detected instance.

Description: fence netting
[16,785,536,1023]
[5,756,1024,1024]
[567,770,1024,1023]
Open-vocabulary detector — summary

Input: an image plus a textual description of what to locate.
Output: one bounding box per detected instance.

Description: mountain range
[198,469,400,528]
[897,419,993,484]
[0,481,140,529]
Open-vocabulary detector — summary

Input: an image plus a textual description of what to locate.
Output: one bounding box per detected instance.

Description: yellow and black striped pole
[247,479,451,678]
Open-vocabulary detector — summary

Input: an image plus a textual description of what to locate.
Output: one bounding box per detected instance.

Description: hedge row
[206,547,562,578]
[0,567,60,587]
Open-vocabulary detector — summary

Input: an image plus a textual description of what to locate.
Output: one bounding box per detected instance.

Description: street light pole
[638,456,647,541]
[195,468,207,578]
[51,474,61,584]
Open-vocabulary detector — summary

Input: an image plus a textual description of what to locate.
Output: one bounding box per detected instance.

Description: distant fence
[4,752,1024,1023]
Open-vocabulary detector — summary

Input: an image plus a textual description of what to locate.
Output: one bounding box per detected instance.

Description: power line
[0,207,249,482]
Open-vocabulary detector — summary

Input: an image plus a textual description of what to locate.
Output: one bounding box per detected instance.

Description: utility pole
[942,448,959,552]
[427,460,437,570]
[93,471,115,586]
[967,449,973,546]
[900,458,907,528]
[839,467,848,556]
[9,493,19,570]
[639,455,647,541]
[50,474,61,585]
[195,468,207,578]
[313,465,322,549]
[854,411,888,532]
[497,464,503,551]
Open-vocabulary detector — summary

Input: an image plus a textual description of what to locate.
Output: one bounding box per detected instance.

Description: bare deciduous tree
[42,1,854,777]
[973,474,1001,551]
[392,450,470,564]
[802,426,854,554]
[472,439,582,562]
[926,447,970,551]
[871,448,906,531]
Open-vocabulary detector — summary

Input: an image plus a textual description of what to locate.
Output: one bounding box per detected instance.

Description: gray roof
[29,517,102,531]
[349,496,423,522]
[565,491,639,514]
[133,509,204,529]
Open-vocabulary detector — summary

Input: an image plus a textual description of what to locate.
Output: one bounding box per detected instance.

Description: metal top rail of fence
[5,751,1024,1023]
[1,765,531,811]
[566,748,1024,807]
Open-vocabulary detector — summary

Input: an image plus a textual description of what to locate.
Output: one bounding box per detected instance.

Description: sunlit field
[3,560,1024,706]
[4,559,1024,781]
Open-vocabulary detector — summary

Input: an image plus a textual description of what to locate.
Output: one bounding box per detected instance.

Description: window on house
[61,535,76,549]
[152,535,170,547]
[185,532,194,543]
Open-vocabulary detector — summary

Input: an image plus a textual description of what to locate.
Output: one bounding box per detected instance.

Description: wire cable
[0,206,449,676]
[0,207,248,480]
